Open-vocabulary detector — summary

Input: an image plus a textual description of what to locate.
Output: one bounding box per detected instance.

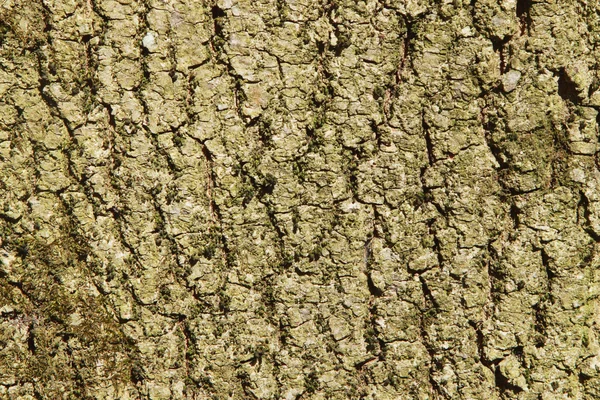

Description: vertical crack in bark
[208,4,248,123]
[419,307,445,397]
[468,320,493,366]
[359,205,386,373]
[397,15,415,84]
[531,247,552,348]
[481,103,508,171]
[516,0,532,36]
[485,240,503,310]
[180,317,201,390]
[577,191,600,242]
[491,38,510,75]
[26,322,36,354]
[35,54,81,188]
[422,110,435,166]
[417,274,446,398]
[199,143,231,271]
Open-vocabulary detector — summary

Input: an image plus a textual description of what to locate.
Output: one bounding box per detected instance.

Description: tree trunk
[1,0,600,398]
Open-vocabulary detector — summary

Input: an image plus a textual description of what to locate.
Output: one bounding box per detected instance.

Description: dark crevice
[258,174,277,199]
[0,212,22,224]
[532,253,550,348]
[491,37,510,74]
[370,120,386,150]
[106,206,144,272]
[199,144,234,271]
[495,365,524,394]
[468,320,493,367]
[0,20,11,48]
[149,190,187,286]
[322,2,350,57]
[481,102,510,172]
[431,228,443,268]
[233,78,247,121]
[236,162,286,261]
[512,345,524,360]
[469,0,477,16]
[363,213,386,360]
[208,5,226,57]
[373,206,393,249]
[16,243,29,259]
[303,371,320,395]
[39,1,53,36]
[417,167,444,215]
[265,207,285,242]
[274,0,287,26]
[201,143,214,163]
[537,249,553,349]
[516,0,532,35]
[316,40,326,55]
[422,111,435,166]
[81,30,99,105]
[211,5,226,32]
[539,248,555,283]
[398,16,416,82]
[510,202,520,229]
[257,117,273,147]
[354,356,378,370]
[130,362,146,385]
[342,150,361,202]
[419,276,440,310]
[331,27,350,57]
[589,74,599,98]
[365,304,386,360]
[366,274,383,297]
[100,101,117,131]
[557,68,580,104]
[256,274,279,325]
[27,324,36,354]
[32,387,44,400]
[579,372,593,385]
[485,242,504,306]
[504,185,542,196]
[181,320,198,384]
[208,6,256,126]
[578,191,600,242]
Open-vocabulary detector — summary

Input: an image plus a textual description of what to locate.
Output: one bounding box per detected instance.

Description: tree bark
[1,0,600,398]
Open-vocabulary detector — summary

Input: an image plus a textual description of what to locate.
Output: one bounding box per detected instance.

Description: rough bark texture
[1,0,600,398]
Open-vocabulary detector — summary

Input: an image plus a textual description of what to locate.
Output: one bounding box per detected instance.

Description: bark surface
[1,0,600,399]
